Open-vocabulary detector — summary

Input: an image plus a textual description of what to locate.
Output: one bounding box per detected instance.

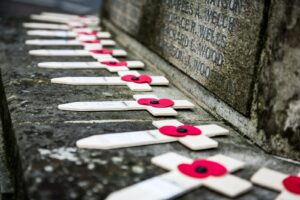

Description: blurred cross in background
[0,0,102,17]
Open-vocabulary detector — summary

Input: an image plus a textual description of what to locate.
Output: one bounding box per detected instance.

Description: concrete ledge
[0,70,16,198]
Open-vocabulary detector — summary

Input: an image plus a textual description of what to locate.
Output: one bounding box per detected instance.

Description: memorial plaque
[102,0,265,115]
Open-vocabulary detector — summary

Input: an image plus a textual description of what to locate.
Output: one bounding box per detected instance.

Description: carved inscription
[103,0,264,115]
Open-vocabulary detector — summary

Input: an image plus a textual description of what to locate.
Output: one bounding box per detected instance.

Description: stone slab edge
[0,69,25,200]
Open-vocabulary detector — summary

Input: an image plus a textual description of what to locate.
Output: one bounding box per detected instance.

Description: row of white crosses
[26,12,300,200]
[26,12,125,58]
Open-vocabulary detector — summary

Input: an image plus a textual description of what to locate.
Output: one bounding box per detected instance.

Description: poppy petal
[121,75,152,83]
[137,98,174,108]
[89,49,113,54]
[137,98,155,105]
[100,61,127,67]
[77,31,97,35]
[178,160,227,179]
[154,98,174,108]
[159,125,201,137]
[81,40,100,44]
[178,125,202,136]
[159,126,186,137]
[283,176,300,195]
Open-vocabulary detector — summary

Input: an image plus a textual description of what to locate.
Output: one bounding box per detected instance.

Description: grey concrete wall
[256,0,300,161]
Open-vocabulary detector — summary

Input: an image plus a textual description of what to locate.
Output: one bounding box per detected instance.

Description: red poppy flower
[178,160,227,179]
[137,98,174,108]
[89,49,113,55]
[159,125,201,137]
[81,40,100,44]
[100,61,127,67]
[121,74,152,84]
[77,31,97,36]
[283,175,300,195]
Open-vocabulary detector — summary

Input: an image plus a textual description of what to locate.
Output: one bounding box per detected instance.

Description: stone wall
[256,0,300,160]
[0,70,14,199]
[102,0,300,160]
[102,0,265,116]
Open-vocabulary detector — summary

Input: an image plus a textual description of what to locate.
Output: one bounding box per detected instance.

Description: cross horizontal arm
[152,120,183,128]
[151,152,193,171]
[251,168,287,192]
[203,174,252,197]
[195,124,229,137]
[178,135,219,150]
[207,155,245,172]
[277,191,300,200]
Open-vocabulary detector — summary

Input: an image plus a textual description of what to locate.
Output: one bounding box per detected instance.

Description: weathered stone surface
[1,17,300,200]
[256,0,300,160]
[103,0,266,115]
[0,71,14,198]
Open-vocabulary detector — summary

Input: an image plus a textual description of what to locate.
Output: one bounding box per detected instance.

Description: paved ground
[0,17,300,200]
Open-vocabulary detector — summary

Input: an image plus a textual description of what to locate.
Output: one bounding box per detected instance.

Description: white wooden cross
[26,30,111,38]
[51,71,168,92]
[23,22,70,30]
[36,12,79,18]
[28,48,127,58]
[25,38,116,47]
[58,94,194,116]
[106,152,252,199]
[30,13,99,26]
[76,119,229,150]
[34,12,86,20]
[39,12,88,20]
[23,22,101,31]
[251,168,300,200]
[37,58,144,72]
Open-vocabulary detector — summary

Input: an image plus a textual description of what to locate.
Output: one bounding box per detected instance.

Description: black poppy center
[177,128,188,133]
[150,100,159,104]
[195,166,207,173]
[109,61,117,64]
[131,76,140,81]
